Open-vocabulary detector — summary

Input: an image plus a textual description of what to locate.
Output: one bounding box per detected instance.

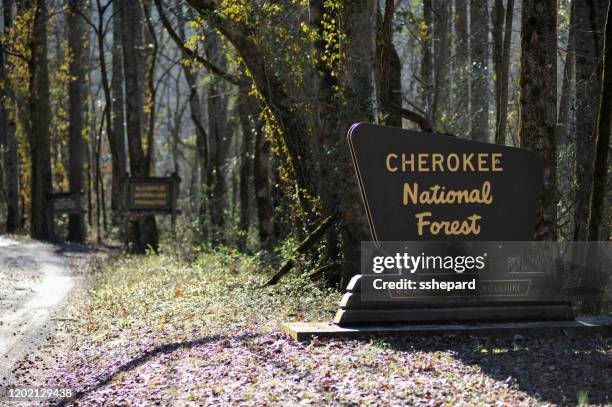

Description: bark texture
[376,0,403,127]
[518,0,558,240]
[28,0,54,240]
[66,0,87,243]
[110,0,127,223]
[587,0,611,242]
[0,0,19,232]
[453,0,469,138]
[432,0,450,128]
[470,0,489,142]
[573,0,608,241]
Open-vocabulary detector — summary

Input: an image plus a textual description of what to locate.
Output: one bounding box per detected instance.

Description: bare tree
[470,0,489,142]
[453,0,469,138]
[28,0,54,240]
[0,0,20,233]
[587,0,611,242]
[573,0,608,241]
[493,0,515,145]
[432,0,450,128]
[66,0,87,242]
[110,0,127,223]
[518,0,558,240]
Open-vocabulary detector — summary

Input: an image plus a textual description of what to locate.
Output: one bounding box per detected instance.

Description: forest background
[0,0,610,290]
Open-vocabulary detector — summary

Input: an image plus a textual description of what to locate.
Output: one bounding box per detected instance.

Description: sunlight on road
[0,239,73,380]
[0,236,18,247]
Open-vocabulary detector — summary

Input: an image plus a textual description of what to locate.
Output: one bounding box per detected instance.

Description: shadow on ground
[384,333,611,405]
[54,333,261,407]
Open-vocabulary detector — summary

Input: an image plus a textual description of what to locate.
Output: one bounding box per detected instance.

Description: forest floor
[3,244,612,406]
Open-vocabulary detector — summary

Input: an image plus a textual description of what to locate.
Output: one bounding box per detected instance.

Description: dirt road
[0,236,74,383]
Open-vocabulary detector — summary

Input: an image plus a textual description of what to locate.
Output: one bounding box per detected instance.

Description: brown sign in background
[125,176,179,214]
[49,192,82,214]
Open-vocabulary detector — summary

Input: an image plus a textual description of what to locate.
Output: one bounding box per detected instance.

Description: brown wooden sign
[49,192,82,214]
[347,123,543,241]
[125,175,180,214]
[333,123,574,326]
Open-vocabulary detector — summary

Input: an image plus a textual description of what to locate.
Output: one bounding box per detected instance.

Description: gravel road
[0,236,74,383]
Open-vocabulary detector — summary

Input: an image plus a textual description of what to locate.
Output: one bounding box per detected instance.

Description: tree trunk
[337,0,377,286]
[453,0,469,138]
[169,0,210,241]
[376,0,403,127]
[518,0,557,240]
[120,0,158,252]
[206,33,229,245]
[587,0,611,242]
[573,0,608,241]
[66,0,87,243]
[470,0,489,142]
[557,0,576,238]
[493,0,515,144]
[237,99,252,250]
[143,1,158,174]
[558,0,576,142]
[253,113,273,250]
[496,0,514,145]
[432,0,450,128]
[110,0,127,224]
[421,0,433,122]
[28,0,54,241]
[0,0,19,233]
[492,0,504,131]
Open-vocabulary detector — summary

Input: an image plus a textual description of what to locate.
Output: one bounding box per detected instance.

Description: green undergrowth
[86,248,341,341]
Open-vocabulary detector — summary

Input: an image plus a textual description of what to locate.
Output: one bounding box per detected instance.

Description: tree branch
[263,213,339,287]
[153,0,242,87]
[383,100,434,133]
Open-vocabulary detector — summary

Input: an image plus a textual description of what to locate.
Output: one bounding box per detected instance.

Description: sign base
[335,275,574,326]
[280,317,612,341]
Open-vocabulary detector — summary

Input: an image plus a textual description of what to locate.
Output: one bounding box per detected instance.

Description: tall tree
[432,0,449,128]
[28,0,54,240]
[573,0,608,241]
[253,111,273,250]
[120,0,158,252]
[493,0,515,144]
[335,0,377,284]
[557,0,576,238]
[470,0,489,142]
[376,0,402,127]
[557,0,576,143]
[453,0,469,138]
[205,33,229,244]
[156,0,211,240]
[421,0,433,122]
[587,0,611,242]
[66,0,87,242]
[182,0,394,284]
[237,99,252,250]
[110,0,127,223]
[0,0,20,233]
[518,0,558,240]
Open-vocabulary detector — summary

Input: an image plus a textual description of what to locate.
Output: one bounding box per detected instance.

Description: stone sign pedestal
[334,275,574,326]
